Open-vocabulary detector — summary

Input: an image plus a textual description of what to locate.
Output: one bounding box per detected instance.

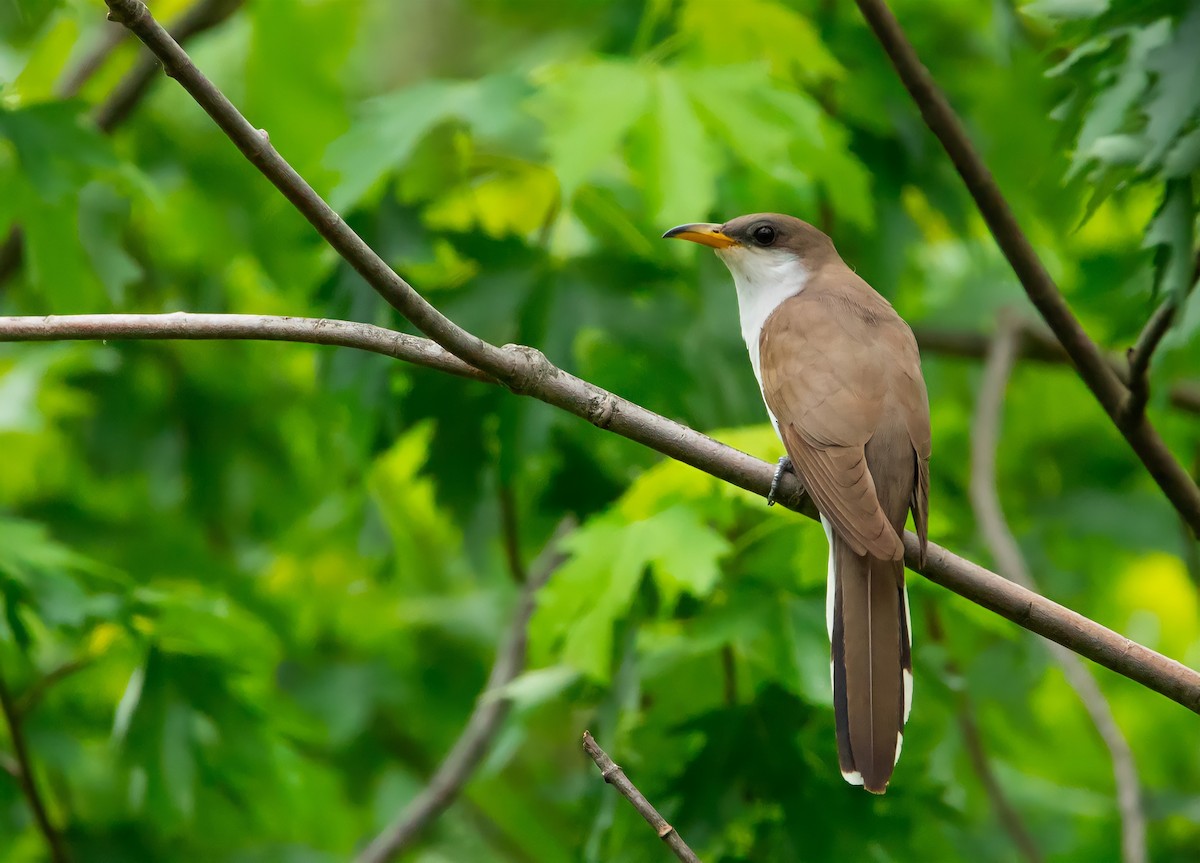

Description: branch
[95,0,246,133]
[90,0,1200,715]
[0,313,491,383]
[355,519,574,863]
[0,669,69,863]
[13,659,95,719]
[854,0,1200,536]
[926,603,1041,863]
[582,732,702,863]
[1123,299,1178,426]
[913,324,1200,416]
[971,316,1147,863]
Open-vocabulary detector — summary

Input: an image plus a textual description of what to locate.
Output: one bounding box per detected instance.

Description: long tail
[824,518,912,794]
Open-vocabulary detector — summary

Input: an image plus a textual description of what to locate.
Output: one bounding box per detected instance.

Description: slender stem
[0,669,69,863]
[0,313,491,383]
[854,0,1200,535]
[582,731,702,863]
[1123,299,1177,426]
[926,604,1042,863]
[912,323,1200,416]
[971,316,1147,863]
[355,519,574,863]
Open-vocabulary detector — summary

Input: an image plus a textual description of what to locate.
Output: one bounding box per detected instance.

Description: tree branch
[0,313,491,383]
[971,315,1147,863]
[854,0,1200,536]
[926,603,1042,863]
[95,0,246,133]
[0,668,69,863]
[1123,300,1177,427]
[87,0,1200,714]
[913,324,1200,416]
[582,731,702,863]
[355,519,574,863]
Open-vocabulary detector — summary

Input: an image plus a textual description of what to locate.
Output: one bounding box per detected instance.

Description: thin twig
[913,324,1200,416]
[0,313,491,383]
[87,0,1200,714]
[970,315,1147,863]
[498,484,527,585]
[854,0,1200,536]
[582,731,702,863]
[0,669,70,863]
[56,20,128,98]
[356,518,575,863]
[96,0,245,133]
[926,603,1042,863]
[1123,300,1177,427]
[13,659,94,719]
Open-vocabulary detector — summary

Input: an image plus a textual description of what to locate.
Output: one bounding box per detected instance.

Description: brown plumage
[665,214,931,793]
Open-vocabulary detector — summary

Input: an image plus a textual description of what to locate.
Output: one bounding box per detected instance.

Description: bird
[664,214,931,793]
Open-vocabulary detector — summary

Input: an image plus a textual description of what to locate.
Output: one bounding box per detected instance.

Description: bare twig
[1123,300,1177,426]
[926,603,1042,863]
[13,659,94,719]
[56,20,128,98]
[85,0,1200,714]
[356,519,575,863]
[0,670,69,863]
[913,324,1200,416]
[971,316,1147,863]
[95,0,245,133]
[582,731,702,863]
[498,484,527,585]
[854,0,1200,536]
[0,313,491,383]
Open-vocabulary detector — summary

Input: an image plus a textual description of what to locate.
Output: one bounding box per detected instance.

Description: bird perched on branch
[664,214,931,793]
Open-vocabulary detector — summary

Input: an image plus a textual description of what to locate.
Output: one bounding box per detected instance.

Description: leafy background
[2,0,1199,860]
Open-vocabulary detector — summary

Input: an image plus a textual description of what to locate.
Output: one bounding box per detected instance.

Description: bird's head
[662,213,837,289]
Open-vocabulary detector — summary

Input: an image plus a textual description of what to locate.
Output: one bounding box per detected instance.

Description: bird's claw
[767,455,793,507]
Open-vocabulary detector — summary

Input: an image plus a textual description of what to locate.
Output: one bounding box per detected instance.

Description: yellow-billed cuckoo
[664,214,931,793]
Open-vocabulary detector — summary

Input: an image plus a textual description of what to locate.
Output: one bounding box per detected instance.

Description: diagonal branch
[0,668,70,863]
[356,518,575,863]
[582,732,702,863]
[0,0,247,289]
[95,0,246,133]
[853,0,1200,536]
[87,1,1200,715]
[971,315,1147,863]
[1,312,1197,716]
[1123,299,1177,426]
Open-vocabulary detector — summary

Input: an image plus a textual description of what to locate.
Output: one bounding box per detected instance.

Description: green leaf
[0,101,116,203]
[528,59,652,201]
[1022,0,1110,20]
[645,69,719,227]
[1143,177,1195,302]
[1139,3,1200,171]
[327,75,527,211]
[78,182,142,303]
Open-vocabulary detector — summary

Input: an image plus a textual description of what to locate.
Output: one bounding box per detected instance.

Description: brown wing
[759,288,920,561]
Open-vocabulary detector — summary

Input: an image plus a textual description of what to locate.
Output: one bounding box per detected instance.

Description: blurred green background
[2,0,1199,860]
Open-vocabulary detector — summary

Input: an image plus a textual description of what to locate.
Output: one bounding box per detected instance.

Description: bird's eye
[752,224,776,246]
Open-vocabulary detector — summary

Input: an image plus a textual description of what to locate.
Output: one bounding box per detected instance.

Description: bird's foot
[766,455,794,507]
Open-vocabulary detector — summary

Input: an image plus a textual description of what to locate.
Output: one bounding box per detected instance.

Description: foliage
[1,0,1199,861]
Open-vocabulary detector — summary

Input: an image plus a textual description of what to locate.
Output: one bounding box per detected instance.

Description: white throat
[716,246,810,392]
